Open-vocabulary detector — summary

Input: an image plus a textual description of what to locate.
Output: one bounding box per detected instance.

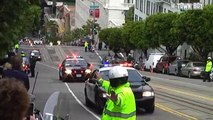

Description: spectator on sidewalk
[0,78,36,120]
[3,55,30,91]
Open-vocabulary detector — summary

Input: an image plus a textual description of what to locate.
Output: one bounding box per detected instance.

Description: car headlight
[85,69,91,74]
[65,69,72,74]
[142,91,154,97]
[38,56,41,58]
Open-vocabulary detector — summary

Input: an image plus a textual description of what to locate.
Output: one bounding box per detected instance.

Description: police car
[58,55,92,82]
[30,50,41,61]
[84,66,155,114]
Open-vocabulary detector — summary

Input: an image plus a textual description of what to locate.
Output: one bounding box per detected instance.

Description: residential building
[75,0,134,29]
[133,0,210,60]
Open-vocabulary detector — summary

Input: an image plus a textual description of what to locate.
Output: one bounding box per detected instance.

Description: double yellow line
[156,103,198,120]
[152,84,213,120]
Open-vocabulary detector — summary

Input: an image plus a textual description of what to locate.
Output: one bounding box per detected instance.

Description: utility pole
[91,1,96,46]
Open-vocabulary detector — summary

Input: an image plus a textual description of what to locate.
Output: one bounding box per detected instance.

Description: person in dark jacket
[29,52,37,77]
[3,55,30,91]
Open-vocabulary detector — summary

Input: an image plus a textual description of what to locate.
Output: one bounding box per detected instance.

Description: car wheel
[162,67,165,74]
[59,72,62,80]
[146,104,155,113]
[188,72,191,78]
[175,69,178,76]
[85,89,92,106]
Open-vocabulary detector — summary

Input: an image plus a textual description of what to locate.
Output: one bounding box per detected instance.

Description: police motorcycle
[29,73,70,120]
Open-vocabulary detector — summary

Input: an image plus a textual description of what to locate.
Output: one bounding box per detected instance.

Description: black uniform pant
[203,72,211,82]
[85,47,88,52]
[30,67,35,77]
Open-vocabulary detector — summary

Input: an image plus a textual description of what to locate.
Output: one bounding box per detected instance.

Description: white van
[144,53,165,70]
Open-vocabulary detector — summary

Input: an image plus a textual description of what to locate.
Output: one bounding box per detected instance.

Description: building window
[135,14,138,21]
[153,3,156,14]
[139,17,143,21]
[164,8,166,13]
[144,0,146,13]
[168,10,173,13]
[151,2,153,14]
[136,0,138,9]
[140,0,143,12]
[146,1,150,15]
[159,6,163,12]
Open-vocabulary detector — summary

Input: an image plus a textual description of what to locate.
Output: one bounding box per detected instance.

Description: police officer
[29,53,37,77]
[84,41,89,52]
[203,57,212,82]
[177,57,182,76]
[96,66,136,120]
[15,43,20,55]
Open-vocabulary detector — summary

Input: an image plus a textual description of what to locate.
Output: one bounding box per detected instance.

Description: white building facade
[75,0,134,29]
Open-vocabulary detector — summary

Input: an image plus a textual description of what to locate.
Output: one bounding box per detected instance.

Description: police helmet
[108,66,128,87]
[208,57,211,60]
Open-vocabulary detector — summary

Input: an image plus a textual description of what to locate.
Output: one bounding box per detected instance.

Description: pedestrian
[2,55,30,91]
[177,57,182,76]
[0,78,36,120]
[15,43,20,55]
[203,57,212,82]
[29,52,37,78]
[96,66,136,120]
[98,42,103,50]
[84,41,89,52]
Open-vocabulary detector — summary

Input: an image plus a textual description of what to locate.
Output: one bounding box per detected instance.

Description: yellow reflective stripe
[104,109,136,118]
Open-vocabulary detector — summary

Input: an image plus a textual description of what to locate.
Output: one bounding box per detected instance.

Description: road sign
[90,5,99,9]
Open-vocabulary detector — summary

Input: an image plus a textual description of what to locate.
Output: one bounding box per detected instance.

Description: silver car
[181,62,205,78]
[168,60,190,75]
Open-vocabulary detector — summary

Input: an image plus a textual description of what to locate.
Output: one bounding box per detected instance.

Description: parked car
[209,68,213,81]
[144,53,165,70]
[168,60,190,75]
[155,56,177,74]
[181,62,205,78]
[84,67,155,114]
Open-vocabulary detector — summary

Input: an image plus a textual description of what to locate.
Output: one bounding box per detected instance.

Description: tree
[121,21,138,55]
[0,0,41,56]
[64,28,84,42]
[144,13,180,55]
[125,6,134,22]
[99,28,122,54]
[175,6,213,60]
[129,21,149,58]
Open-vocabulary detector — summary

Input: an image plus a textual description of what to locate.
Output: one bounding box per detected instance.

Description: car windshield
[100,69,143,82]
[33,51,40,56]
[193,62,205,67]
[65,59,87,67]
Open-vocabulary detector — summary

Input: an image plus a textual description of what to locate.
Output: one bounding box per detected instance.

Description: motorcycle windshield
[43,91,66,120]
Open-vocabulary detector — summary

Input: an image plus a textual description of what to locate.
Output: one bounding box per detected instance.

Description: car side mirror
[142,76,151,82]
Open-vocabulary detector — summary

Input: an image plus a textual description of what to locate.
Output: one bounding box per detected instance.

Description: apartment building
[134,0,212,21]
[75,0,134,29]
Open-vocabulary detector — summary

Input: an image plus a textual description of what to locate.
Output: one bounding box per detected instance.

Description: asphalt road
[21,45,213,120]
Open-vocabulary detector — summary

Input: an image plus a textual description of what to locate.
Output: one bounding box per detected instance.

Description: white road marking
[38,62,101,120]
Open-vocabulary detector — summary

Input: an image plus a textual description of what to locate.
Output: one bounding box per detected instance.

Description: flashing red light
[58,64,62,68]
[127,63,132,67]
[74,70,77,74]
[66,55,69,59]
[81,70,84,73]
